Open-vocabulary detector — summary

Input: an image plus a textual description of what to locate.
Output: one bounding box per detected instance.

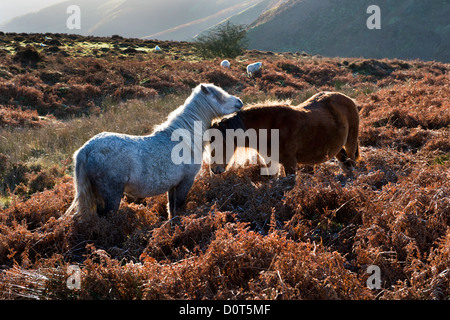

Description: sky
[0,0,67,25]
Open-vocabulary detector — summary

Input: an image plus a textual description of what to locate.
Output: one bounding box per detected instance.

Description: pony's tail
[64,147,96,218]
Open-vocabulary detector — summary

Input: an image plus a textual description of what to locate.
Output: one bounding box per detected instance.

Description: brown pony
[208,91,360,175]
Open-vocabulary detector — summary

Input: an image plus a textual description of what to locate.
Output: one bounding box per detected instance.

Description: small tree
[195,22,248,59]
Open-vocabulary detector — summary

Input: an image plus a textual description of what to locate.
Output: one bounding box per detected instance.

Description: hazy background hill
[246,0,450,62]
[1,0,449,62]
[0,0,263,40]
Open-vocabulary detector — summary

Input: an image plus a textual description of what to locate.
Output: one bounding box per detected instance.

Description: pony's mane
[243,99,292,110]
[152,85,226,135]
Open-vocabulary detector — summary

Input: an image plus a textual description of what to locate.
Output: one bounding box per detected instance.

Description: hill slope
[246,0,450,62]
[0,0,261,40]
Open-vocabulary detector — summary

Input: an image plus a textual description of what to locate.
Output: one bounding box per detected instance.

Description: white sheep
[247,62,262,76]
[221,60,230,68]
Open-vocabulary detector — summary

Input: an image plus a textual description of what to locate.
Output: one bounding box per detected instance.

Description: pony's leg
[95,181,124,217]
[167,177,195,219]
[102,193,122,217]
[281,156,297,175]
[167,187,176,220]
[335,148,354,175]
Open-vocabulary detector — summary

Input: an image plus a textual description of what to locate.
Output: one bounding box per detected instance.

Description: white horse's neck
[153,93,221,156]
[156,93,220,134]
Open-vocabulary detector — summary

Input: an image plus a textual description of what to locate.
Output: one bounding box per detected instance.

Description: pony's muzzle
[235,99,244,110]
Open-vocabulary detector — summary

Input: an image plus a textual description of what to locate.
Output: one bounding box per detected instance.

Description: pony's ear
[200,84,209,95]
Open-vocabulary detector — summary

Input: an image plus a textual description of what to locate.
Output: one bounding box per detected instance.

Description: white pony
[65,84,243,220]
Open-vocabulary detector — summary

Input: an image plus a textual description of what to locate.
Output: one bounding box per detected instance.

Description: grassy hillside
[247,0,450,62]
[0,33,449,299]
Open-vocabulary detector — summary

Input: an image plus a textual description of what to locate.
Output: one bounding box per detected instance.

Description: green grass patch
[429,153,450,166]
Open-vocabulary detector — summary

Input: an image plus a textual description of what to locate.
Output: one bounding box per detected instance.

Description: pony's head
[194,83,243,116]
[208,113,247,174]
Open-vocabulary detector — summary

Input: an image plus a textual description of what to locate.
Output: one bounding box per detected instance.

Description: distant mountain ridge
[194,0,286,38]
[0,0,263,40]
[141,0,267,41]
[1,0,448,62]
